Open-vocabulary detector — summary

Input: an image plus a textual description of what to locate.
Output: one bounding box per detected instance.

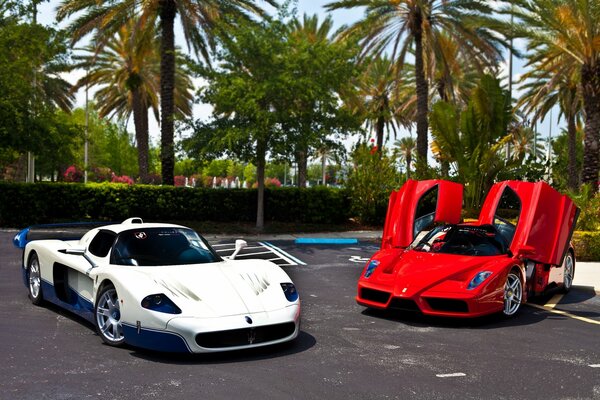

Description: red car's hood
[369,250,508,297]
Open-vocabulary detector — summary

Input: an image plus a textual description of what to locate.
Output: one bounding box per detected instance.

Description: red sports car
[357,180,579,317]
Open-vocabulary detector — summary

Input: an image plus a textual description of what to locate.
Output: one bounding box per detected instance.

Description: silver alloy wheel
[95,287,124,344]
[29,257,41,300]
[503,272,522,316]
[563,253,574,292]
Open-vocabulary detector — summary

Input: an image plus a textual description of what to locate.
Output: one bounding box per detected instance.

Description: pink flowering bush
[111,174,134,185]
[174,175,186,187]
[63,165,83,182]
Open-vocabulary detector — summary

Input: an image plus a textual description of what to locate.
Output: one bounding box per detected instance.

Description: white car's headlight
[467,271,492,290]
[280,283,298,302]
[141,294,182,314]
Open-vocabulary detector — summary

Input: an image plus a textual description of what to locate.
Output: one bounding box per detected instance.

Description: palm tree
[57,0,275,185]
[509,0,600,191]
[346,56,412,154]
[71,19,194,182]
[517,56,583,190]
[394,136,416,178]
[430,74,515,209]
[326,0,506,175]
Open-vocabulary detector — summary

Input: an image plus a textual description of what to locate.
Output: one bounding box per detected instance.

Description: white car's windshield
[412,224,508,256]
[111,228,221,266]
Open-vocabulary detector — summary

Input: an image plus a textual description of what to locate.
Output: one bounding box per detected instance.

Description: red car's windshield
[412,224,508,256]
[111,228,221,266]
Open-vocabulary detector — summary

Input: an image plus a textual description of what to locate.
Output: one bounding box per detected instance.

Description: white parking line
[260,241,306,266]
[436,373,466,378]
[234,250,274,257]
[589,364,600,368]
[215,246,263,253]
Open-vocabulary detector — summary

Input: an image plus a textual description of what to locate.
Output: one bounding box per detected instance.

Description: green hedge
[0,182,351,227]
[572,231,600,262]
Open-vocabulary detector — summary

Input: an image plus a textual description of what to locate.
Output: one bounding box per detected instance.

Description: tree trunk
[406,154,412,179]
[581,63,600,191]
[413,8,429,176]
[376,115,384,156]
[159,0,176,186]
[566,113,578,191]
[321,153,326,185]
[256,137,266,230]
[296,149,307,188]
[441,160,449,178]
[132,89,150,183]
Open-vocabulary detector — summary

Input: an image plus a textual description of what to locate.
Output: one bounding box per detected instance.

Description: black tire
[94,284,125,346]
[27,252,44,305]
[561,251,575,293]
[502,271,523,317]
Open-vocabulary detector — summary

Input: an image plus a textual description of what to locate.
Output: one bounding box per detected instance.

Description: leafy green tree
[187,12,361,227]
[346,143,402,224]
[281,13,362,187]
[0,16,73,162]
[327,0,506,174]
[509,0,600,191]
[57,0,274,186]
[72,18,194,182]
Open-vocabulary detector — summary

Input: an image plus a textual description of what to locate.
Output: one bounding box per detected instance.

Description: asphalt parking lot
[1,231,599,400]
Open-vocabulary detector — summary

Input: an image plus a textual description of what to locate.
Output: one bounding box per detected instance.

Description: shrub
[572,231,600,262]
[0,182,352,227]
[345,144,402,225]
[63,165,83,183]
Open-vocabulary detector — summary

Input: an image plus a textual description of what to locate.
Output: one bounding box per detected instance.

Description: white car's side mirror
[230,239,247,260]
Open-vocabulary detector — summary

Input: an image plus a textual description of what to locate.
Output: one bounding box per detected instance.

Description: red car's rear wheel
[503,272,522,316]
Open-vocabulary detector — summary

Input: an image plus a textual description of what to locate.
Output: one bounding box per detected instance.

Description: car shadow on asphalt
[128,330,317,365]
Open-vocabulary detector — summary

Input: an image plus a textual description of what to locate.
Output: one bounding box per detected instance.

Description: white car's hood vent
[145,263,280,316]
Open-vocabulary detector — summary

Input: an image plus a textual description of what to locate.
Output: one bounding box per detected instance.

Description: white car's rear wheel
[503,272,522,316]
[95,285,125,346]
[27,253,43,305]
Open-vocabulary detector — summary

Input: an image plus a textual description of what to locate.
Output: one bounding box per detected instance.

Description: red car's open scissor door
[381,179,463,250]
[479,181,579,266]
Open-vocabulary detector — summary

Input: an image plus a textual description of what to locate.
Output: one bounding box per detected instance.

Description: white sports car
[13,218,301,353]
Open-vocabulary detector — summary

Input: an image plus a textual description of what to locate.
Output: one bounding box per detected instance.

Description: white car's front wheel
[95,284,125,346]
[27,252,43,305]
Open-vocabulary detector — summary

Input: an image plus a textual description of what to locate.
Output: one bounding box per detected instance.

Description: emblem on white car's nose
[245,316,253,324]
[247,328,256,344]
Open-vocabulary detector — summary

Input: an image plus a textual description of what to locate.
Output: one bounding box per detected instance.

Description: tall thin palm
[517,55,583,189]
[509,0,600,190]
[346,56,412,153]
[72,19,194,182]
[57,0,275,185]
[394,136,416,178]
[326,0,505,174]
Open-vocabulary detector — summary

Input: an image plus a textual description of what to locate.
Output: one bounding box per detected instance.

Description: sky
[35,0,562,156]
